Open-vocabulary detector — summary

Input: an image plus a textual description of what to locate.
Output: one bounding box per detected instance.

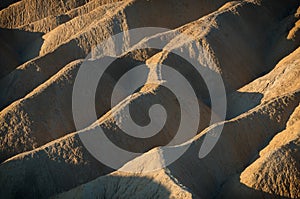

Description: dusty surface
[0,0,300,198]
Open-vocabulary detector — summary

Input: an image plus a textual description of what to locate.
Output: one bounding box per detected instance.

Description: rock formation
[0,0,299,198]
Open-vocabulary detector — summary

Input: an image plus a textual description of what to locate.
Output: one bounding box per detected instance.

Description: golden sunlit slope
[0,0,299,198]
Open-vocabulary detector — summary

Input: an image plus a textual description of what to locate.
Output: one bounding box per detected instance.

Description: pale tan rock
[0,0,299,198]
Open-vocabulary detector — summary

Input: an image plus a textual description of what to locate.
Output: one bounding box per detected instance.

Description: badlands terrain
[0,0,300,198]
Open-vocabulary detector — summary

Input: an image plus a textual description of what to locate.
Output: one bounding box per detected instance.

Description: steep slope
[143,0,299,93]
[239,104,300,198]
[0,37,86,110]
[0,28,44,78]
[217,104,300,198]
[1,0,298,114]
[228,47,300,118]
[0,56,211,163]
[0,0,93,28]
[0,0,299,198]
[52,45,300,199]
[0,82,211,197]
[2,43,299,197]
[1,88,298,198]
[55,170,194,199]
[52,92,300,199]
[39,0,233,56]
[217,48,300,198]
[0,0,231,111]
[0,132,113,198]
[18,0,123,33]
[0,60,83,162]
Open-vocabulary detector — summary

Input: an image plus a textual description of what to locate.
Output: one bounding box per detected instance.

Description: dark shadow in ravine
[3,155,172,199]
[0,144,113,198]
[216,175,295,199]
[165,92,300,199]
[0,28,44,78]
[226,91,264,119]
[0,0,20,10]
[55,175,173,198]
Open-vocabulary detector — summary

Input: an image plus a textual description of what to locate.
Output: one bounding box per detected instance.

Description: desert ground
[0,0,300,198]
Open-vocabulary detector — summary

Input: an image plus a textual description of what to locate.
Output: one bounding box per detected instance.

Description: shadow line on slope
[226,91,264,119]
[0,28,44,79]
[165,92,300,199]
[0,140,114,198]
[54,175,174,198]
[216,175,294,199]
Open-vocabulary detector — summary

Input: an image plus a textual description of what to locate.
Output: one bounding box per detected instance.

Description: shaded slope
[53,91,300,199]
[0,0,231,110]
[0,82,210,197]
[55,170,194,199]
[218,104,300,198]
[0,37,85,110]
[39,0,232,56]
[0,60,83,162]
[61,44,300,197]
[145,0,300,93]
[0,0,299,198]
[0,28,44,78]
[0,0,94,28]
[228,47,300,118]
[18,0,123,33]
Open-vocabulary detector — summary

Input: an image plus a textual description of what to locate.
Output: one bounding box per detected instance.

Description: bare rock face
[0,0,300,198]
[55,170,193,199]
[218,104,300,199]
